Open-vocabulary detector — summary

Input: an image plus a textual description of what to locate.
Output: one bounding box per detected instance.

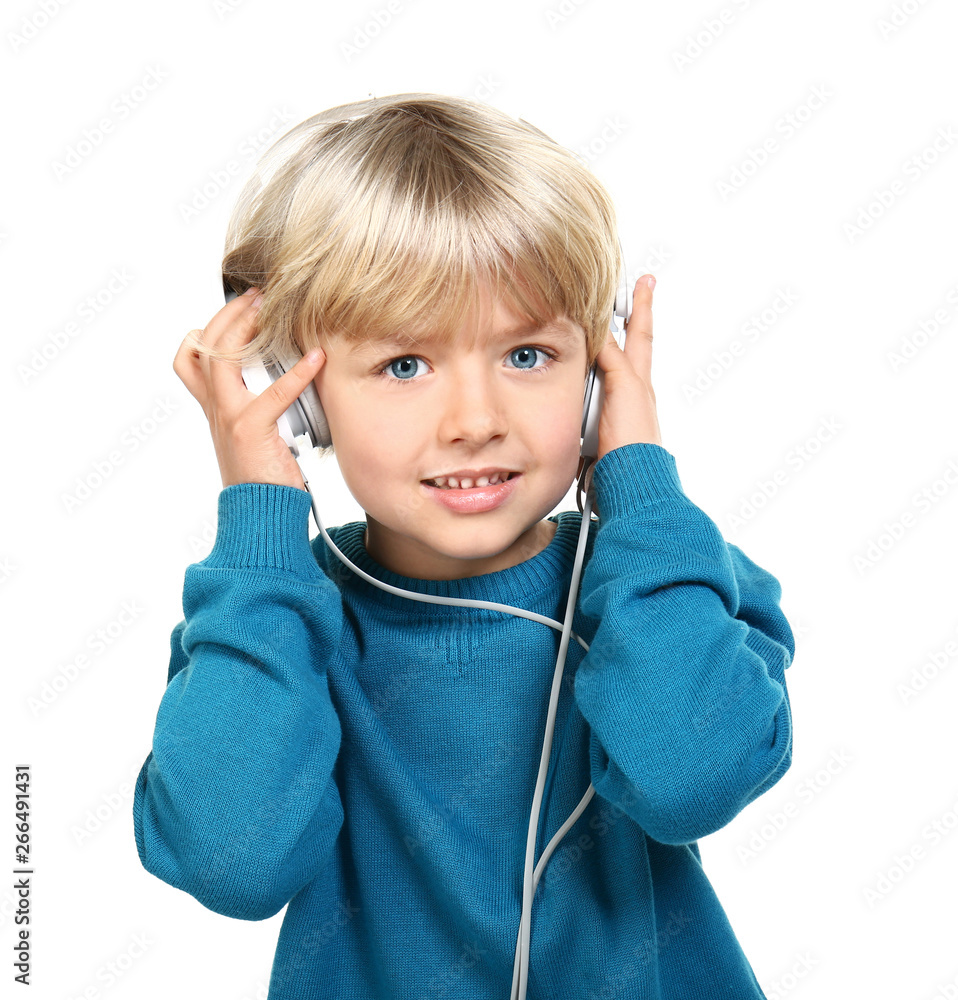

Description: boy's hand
[594,274,662,461]
[173,288,326,490]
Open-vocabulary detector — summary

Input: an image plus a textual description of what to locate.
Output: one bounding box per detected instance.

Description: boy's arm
[574,443,795,847]
[133,484,344,920]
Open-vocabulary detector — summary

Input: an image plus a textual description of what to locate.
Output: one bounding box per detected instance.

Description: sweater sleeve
[574,444,794,846]
[133,483,345,920]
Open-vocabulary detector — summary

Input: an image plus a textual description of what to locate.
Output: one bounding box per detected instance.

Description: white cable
[511,487,594,1000]
[293,439,597,1000]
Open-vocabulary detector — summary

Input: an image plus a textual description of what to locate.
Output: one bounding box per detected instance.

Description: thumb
[257,348,326,416]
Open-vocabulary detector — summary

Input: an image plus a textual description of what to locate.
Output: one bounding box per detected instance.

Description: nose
[437,365,508,448]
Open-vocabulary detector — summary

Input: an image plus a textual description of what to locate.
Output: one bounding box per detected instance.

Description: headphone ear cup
[612,238,631,344]
[296,377,332,449]
[225,281,332,449]
[614,278,632,328]
[273,350,332,449]
[580,239,630,460]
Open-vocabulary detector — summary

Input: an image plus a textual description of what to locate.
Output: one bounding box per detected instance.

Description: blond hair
[205,93,620,369]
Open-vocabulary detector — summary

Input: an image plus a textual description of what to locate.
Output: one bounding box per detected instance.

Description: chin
[438,519,547,562]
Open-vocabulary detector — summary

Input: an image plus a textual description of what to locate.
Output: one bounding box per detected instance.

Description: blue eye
[384,356,427,380]
[507,347,549,370]
[379,347,553,382]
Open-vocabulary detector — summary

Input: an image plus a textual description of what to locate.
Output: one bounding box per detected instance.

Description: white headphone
[229,253,629,461]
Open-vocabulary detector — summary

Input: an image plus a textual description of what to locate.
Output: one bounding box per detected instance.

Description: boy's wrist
[201,483,320,577]
[592,443,686,518]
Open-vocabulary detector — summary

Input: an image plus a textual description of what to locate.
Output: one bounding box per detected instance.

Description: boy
[134,93,794,999]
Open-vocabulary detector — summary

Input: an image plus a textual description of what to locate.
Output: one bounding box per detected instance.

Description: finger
[248,348,327,424]
[593,330,634,377]
[172,331,211,407]
[196,285,261,352]
[623,275,654,384]
[203,291,264,405]
[194,285,259,368]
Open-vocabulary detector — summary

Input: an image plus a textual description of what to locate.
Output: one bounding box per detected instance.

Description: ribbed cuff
[201,483,320,578]
[591,443,687,519]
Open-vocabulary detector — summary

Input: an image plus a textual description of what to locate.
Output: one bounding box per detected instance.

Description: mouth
[420,470,520,514]
[421,471,517,490]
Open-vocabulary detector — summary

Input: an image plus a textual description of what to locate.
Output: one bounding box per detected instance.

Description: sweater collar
[314,511,588,616]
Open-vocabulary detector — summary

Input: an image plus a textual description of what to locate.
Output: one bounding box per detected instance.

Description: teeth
[427,472,513,489]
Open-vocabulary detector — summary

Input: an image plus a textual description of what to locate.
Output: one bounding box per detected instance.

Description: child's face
[314,286,589,580]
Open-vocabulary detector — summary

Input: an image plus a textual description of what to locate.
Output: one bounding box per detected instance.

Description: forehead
[343,314,585,357]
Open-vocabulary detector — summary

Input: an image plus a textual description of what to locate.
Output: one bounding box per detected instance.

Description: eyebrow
[347,319,582,355]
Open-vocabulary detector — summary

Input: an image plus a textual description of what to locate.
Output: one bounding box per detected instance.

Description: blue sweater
[134,443,794,999]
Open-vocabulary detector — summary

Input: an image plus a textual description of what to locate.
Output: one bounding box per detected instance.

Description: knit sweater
[133,443,794,999]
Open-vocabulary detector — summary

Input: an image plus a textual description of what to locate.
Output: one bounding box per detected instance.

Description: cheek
[318,374,398,465]
[329,401,423,483]
[536,384,586,440]
[525,403,584,480]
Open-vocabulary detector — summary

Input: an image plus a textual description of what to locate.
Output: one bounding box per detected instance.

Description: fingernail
[252,294,263,309]
[242,286,258,296]
[305,349,321,363]
[645,275,656,292]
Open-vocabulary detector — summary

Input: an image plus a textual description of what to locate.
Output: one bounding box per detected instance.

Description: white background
[4,0,957,997]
